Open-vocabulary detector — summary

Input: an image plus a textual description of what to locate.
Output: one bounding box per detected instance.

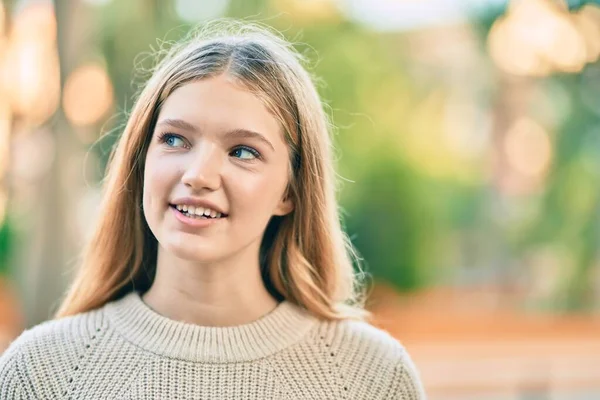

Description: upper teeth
[175,204,222,218]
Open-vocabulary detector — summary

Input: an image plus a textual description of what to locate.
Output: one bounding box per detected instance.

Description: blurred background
[1,0,600,398]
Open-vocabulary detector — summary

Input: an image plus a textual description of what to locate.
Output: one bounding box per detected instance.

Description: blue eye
[231,146,260,160]
[159,133,185,148]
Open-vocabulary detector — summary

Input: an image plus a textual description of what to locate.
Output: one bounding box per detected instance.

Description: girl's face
[143,75,293,264]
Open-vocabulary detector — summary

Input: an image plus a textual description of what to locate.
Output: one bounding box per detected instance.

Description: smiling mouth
[169,204,228,220]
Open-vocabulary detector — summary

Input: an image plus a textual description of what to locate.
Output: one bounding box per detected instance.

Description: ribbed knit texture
[0,292,426,399]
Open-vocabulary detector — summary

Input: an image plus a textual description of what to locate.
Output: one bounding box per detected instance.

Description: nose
[181,142,222,191]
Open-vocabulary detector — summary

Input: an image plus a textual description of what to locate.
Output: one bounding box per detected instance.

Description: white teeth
[174,204,224,218]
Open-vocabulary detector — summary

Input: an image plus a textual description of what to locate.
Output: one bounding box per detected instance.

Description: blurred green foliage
[0,219,12,276]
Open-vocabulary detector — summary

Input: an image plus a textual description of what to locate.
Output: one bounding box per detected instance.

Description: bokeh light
[11,1,57,44]
[3,2,60,125]
[488,0,595,76]
[574,5,600,63]
[63,63,114,128]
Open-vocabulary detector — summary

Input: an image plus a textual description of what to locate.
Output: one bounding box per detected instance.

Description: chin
[168,243,224,264]
[157,232,215,260]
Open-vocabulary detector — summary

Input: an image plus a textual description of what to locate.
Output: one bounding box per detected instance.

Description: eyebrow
[156,118,275,152]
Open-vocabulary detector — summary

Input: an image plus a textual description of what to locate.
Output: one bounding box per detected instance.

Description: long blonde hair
[56,21,369,321]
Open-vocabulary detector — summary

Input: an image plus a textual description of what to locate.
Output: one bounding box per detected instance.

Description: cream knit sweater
[0,291,426,399]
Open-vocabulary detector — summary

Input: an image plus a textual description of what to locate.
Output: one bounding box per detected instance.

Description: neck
[142,244,279,327]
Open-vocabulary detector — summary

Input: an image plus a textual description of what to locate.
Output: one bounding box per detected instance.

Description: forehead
[156,75,282,141]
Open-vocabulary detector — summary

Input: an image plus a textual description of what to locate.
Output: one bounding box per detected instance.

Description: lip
[169,197,228,216]
[170,205,226,228]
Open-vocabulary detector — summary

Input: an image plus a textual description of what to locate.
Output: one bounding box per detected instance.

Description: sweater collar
[104,291,319,363]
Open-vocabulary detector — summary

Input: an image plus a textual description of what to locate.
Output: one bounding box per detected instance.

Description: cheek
[229,169,288,216]
[142,154,174,218]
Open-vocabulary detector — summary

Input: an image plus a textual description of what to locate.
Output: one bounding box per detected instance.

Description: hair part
[56,20,370,321]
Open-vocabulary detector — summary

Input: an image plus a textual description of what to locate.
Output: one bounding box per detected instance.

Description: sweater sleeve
[385,349,427,400]
[0,337,37,399]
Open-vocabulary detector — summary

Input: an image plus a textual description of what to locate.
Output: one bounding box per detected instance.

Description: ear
[273,193,294,216]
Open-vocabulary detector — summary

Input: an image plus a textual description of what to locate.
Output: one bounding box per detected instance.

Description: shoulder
[310,318,426,399]
[316,318,410,369]
[3,306,107,358]
[0,307,108,398]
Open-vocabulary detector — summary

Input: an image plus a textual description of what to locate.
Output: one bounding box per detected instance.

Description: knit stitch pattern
[0,292,426,399]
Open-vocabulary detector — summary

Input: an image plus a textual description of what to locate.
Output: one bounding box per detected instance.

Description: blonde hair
[56,20,369,321]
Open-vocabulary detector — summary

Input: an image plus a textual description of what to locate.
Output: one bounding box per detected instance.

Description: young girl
[0,21,425,399]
